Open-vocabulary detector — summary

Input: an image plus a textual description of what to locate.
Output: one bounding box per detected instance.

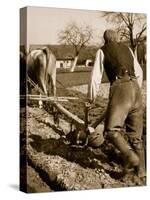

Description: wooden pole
[84,102,91,130]
[91,112,106,128]
[53,102,85,129]
[27,97,68,102]
[52,101,105,131]
[20,94,79,100]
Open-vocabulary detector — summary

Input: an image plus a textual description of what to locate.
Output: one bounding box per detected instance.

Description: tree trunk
[128,25,136,53]
[129,29,135,52]
[70,55,79,72]
[134,46,138,59]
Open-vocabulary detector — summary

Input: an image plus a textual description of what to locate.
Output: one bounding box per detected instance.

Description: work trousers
[105,77,143,145]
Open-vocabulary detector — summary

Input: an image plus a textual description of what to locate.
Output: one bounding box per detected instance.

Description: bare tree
[102,12,146,52]
[58,22,93,72]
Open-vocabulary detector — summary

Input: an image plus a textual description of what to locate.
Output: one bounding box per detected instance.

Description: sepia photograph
[20,6,147,193]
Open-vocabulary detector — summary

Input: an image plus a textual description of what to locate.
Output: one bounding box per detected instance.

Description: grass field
[56,64,146,88]
[56,69,109,88]
[57,71,91,88]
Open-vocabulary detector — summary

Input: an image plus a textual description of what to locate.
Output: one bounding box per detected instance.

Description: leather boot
[133,141,146,178]
[107,131,140,170]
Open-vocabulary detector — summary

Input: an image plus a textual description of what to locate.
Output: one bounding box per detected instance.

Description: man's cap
[103,29,118,43]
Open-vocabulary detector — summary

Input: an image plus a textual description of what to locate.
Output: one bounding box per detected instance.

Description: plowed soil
[20,82,146,193]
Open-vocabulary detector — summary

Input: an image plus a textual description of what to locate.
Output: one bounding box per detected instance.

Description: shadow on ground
[29,133,125,180]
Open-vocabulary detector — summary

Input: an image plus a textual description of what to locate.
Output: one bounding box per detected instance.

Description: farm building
[56,58,93,69]
[29,44,97,68]
[56,56,74,69]
[85,59,93,67]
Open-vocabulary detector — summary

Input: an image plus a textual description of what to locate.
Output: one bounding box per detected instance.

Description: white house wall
[56,60,73,68]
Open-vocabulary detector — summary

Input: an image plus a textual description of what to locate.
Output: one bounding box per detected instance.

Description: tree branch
[136,25,146,42]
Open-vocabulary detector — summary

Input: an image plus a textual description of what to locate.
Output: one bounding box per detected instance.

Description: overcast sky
[20,6,146,48]
[20,6,117,47]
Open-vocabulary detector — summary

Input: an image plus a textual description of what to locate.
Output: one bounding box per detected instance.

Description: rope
[27,75,44,95]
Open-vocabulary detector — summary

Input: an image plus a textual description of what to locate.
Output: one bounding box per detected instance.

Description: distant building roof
[56,56,74,61]
[29,44,98,64]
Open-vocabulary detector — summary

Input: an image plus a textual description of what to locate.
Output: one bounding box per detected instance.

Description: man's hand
[85,101,92,108]
[87,97,95,104]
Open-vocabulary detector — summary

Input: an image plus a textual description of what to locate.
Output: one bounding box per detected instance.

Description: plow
[20,77,146,192]
[21,75,106,148]
[21,92,105,147]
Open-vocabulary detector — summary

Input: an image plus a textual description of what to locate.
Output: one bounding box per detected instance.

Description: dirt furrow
[25,106,146,191]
